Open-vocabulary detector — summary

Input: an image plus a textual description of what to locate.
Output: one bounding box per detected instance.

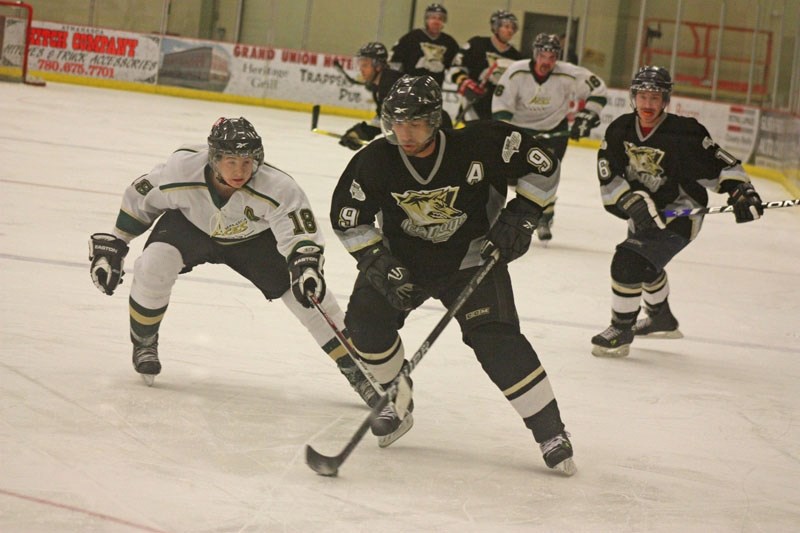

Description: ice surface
[1,82,799,532]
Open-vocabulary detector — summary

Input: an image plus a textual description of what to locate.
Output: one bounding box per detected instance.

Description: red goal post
[0,0,45,85]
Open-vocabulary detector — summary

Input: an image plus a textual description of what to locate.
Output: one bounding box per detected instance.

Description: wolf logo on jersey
[417,42,448,73]
[392,186,467,243]
[624,142,667,192]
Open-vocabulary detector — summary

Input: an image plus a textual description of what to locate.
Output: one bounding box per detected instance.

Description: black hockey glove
[727,182,763,223]
[339,122,379,151]
[569,109,601,139]
[289,244,326,308]
[356,245,428,311]
[617,191,666,233]
[89,233,129,295]
[481,198,540,263]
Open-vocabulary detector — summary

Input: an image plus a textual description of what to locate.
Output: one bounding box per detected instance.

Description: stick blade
[311,105,321,130]
[305,444,340,477]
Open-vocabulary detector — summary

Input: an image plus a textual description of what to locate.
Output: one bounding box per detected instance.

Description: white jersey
[492,60,607,131]
[112,144,323,259]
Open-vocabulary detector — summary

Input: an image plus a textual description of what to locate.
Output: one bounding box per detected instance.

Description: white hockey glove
[289,244,326,308]
[617,191,666,233]
[89,233,129,295]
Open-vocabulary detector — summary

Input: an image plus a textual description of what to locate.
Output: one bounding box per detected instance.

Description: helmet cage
[425,3,448,23]
[491,10,518,34]
[208,117,264,176]
[357,42,388,67]
[380,75,443,146]
[532,33,562,59]
[630,66,673,107]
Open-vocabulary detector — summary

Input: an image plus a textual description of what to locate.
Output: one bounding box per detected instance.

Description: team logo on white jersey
[392,186,467,243]
[624,141,667,191]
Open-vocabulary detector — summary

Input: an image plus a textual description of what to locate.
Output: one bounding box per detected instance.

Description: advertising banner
[24,21,160,83]
[158,36,374,111]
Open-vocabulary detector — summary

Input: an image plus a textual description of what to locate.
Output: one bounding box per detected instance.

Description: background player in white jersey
[88,117,378,404]
[330,76,575,474]
[389,3,459,88]
[492,33,608,241]
[591,67,764,357]
[450,10,523,123]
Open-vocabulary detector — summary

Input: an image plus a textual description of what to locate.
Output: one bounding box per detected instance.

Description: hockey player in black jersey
[389,3,459,88]
[340,42,453,151]
[339,42,403,151]
[330,75,575,474]
[591,66,764,357]
[450,10,523,122]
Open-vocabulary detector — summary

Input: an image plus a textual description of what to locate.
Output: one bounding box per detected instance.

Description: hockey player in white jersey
[88,117,378,404]
[492,33,607,241]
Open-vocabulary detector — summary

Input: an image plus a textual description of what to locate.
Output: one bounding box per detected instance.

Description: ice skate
[540,432,576,476]
[633,302,683,339]
[132,336,161,386]
[591,324,634,357]
[371,371,414,447]
[337,357,380,408]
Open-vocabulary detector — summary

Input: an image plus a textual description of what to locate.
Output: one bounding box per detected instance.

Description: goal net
[0,1,45,85]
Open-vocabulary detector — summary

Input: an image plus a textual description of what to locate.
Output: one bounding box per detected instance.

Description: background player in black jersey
[339,42,403,151]
[329,75,576,475]
[450,10,523,123]
[340,41,452,151]
[389,3,459,88]
[591,66,764,358]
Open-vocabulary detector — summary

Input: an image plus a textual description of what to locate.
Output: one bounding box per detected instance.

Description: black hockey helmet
[425,3,448,22]
[208,117,264,171]
[490,10,518,33]
[357,42,389,65]
[380,75,443,144]
[532,33,562,58]
[631,65,673,103]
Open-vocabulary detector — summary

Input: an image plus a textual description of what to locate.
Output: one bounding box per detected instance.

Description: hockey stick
[307,292,384,398]
[532,130,571,140]
[454,62,499,126]
[310,104,369,145]
[333,59,365,86]
[663,198,800,218]
[305,250,500,476]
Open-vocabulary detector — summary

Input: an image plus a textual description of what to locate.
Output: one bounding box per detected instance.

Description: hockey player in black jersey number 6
[330,75,576,475]
[88,117,378,405]
[591,67,764,358]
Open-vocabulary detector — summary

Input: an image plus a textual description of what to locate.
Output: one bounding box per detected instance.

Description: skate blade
[377,413,414,448]
[552,457,577,476]
[635,329,683,339]
[140,374,156,387]
[591,344,630,358]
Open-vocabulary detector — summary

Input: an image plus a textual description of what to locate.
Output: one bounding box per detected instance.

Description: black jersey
[330,121,560,282]
[598,112,749,221]
[451,36,523,120]
[366,68,403,118]
[390,29,459,87]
